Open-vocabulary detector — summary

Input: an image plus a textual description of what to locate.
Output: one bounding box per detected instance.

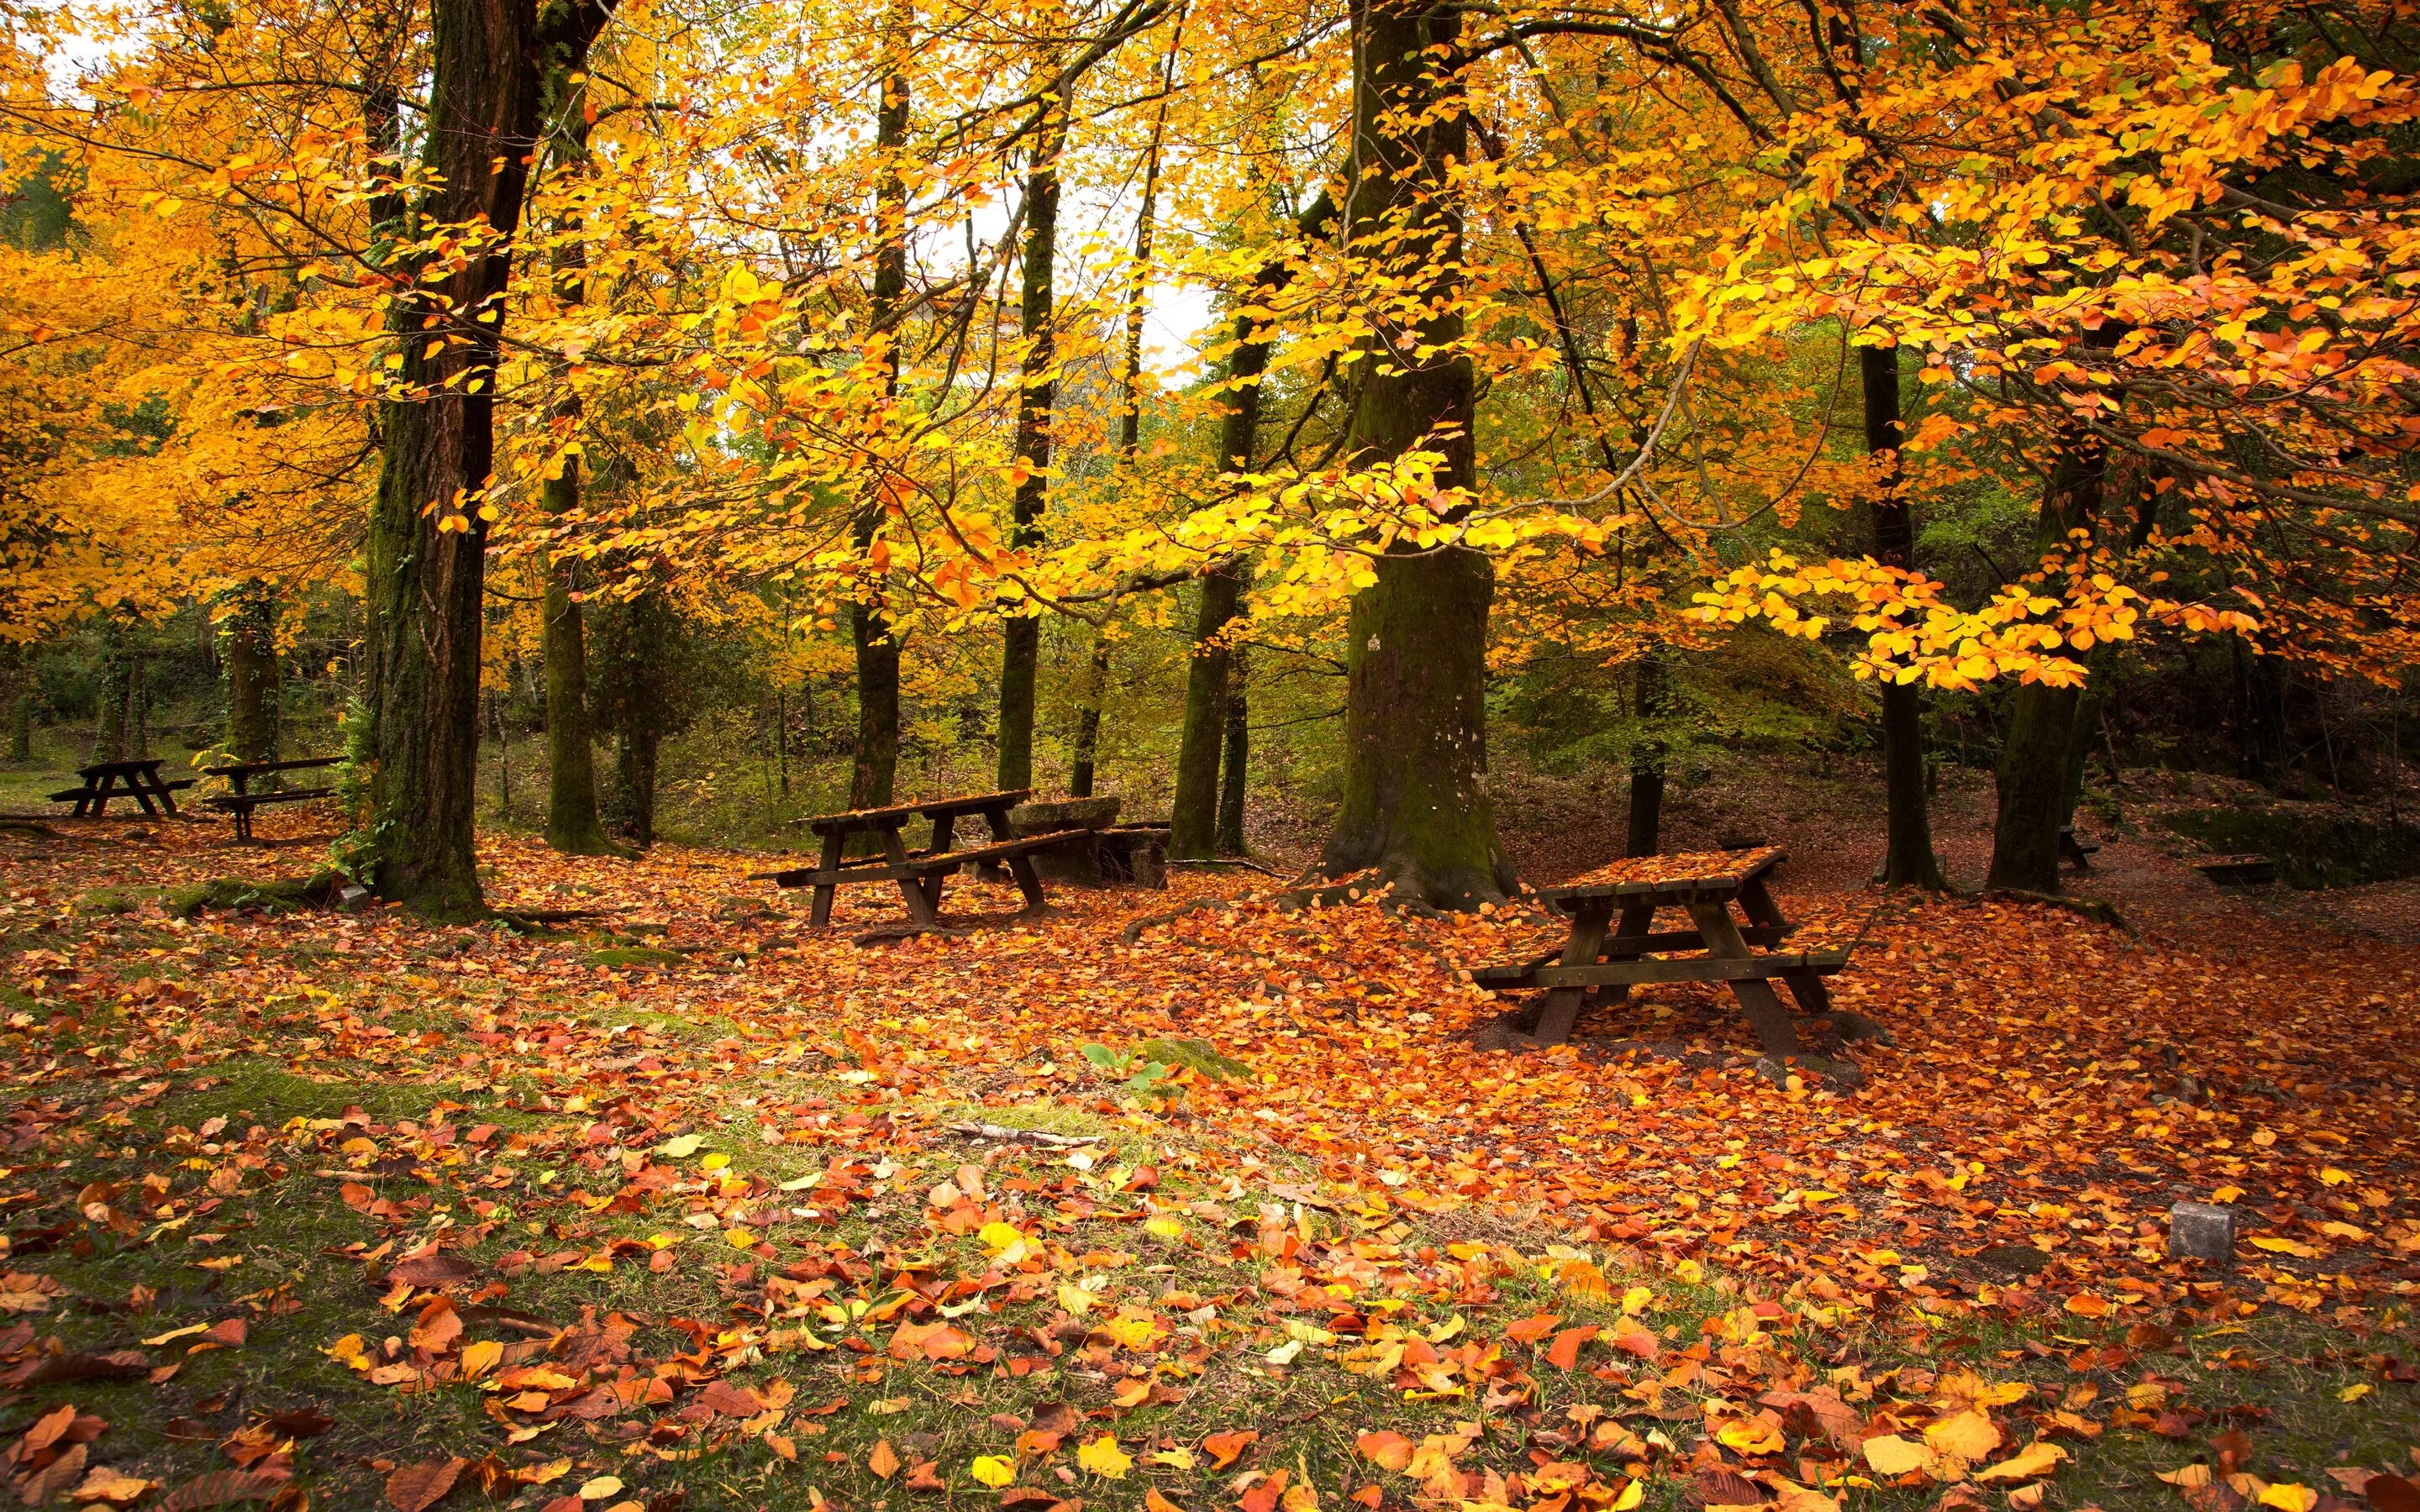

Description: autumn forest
[0,0,2414,1508]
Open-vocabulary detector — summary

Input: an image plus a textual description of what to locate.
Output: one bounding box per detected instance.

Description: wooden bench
[2060,826,2102,870]
[201,756,343,842]
[50,759,194,817]
[1472,847,1861,1054]
[751,789,1102,931]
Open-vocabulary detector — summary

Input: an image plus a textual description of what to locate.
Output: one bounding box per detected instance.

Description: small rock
[2169,1201,2238,1266]
[339,884,373,913]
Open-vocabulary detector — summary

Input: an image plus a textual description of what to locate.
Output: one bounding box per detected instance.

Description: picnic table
[1473,846,1855,1055]
[202,755,343,841]
[752,789,1092,930]
[49,759,194,818]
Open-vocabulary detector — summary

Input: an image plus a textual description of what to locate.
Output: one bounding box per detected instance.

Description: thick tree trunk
[1986,431,2107,894]
[8,688,28,763]
[996,103,1066,794]
[1862,345,1950,890]
[1069,636,1109,798]
[223,585,280,766]
[92,633,131,764]
[1626,653,1665,856]
[357,0,613,916]
[850,9,909,811]
[616,727,660,850]
[542,476,617,855]
[1318,0,1510,906]
[1217,654,1248,855]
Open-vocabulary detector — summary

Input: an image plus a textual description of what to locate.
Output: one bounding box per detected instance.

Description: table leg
[1534,900,1613,1044]
[1739,876,1830,1015]
[1593,901,1659,1005]
[1686,897,1801,1058]
[922,815,959,912]
[1004,852,1049,914]
[883,824,940,927]
[146,769,178,816]
[810,832,844,928]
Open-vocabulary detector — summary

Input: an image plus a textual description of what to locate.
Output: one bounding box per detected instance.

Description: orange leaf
[1545,1326,1599,1371]
[1505,1313,1560,1346]
[386,1461,464,1512]
[869,1440,901,1480]
[1355,1431,1414,1473]
[1203,1430,1258,1470]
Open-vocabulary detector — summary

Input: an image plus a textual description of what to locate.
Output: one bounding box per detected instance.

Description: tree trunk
[1862,345,1950,889]
[223,584,280,766]
[996,100,1066,795]
[1318,0,1510,906]
[1986,433,2107,894]
[92,631,130,764]
[357,0,614,917]
[1217,652,1248,855]
[541,485,617,854]
[1069,635,1109,798]
[1626,652,1665,856]
[850,5,909,811]
[8,689,28,763]
[1169,570,1239,858]
[616,727,659,850]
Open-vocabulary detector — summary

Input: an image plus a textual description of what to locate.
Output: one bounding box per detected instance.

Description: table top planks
[1534,845,1786,906]
[799,788,1031,837]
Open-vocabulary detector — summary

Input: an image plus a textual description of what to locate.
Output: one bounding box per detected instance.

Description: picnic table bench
[49,759,194,817]
[1473,846,1856,1056]
[750,789,1097,930]
[201,755,343,841]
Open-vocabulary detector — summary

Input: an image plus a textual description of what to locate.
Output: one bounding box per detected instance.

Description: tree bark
[92,629,131,764]
[1862,345,1951,890]
[1986,427,2107,894]
[850,3,909,811]
[1318,0,1511,906]
[1169,569,1239,858]
[996,100,1067,795]
[1626,652,1665,856]
[358,0,613,917]
[222,584,279,766]
[1069,636,1109,797]
[1217,651,1248,855]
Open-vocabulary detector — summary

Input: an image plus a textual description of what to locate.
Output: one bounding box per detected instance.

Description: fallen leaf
[1076,1435,1132,1479]
[387,1458,464,1512]
[1862,1435,1934,1478]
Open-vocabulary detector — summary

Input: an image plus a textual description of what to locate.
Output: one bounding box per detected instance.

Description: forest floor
[0,769,2413,1512]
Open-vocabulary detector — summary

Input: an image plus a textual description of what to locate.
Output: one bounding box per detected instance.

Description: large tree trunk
[92,630,131,764]
[1169,570,1239,858]
[1318,0,1510,906]
[850,7,910,811]
[996,102,1066,794]
[1862,345,1951,890]
[358,0,613,916]
[222,584,280,766]
[1986,428,2107,893]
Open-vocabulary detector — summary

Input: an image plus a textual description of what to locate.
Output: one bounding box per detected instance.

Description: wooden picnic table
[201,755,343,841]
[752,788,1092,931]
[50,759,194,818]
[1473,846,1856,1055]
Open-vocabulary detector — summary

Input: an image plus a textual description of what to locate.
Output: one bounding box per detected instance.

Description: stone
[339,884,373,914]
[1007,796,1122,836]
[2168,1201,2238,1266]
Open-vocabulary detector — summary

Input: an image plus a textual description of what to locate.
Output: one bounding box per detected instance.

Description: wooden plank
[1739,874,1832,1015]
[1521,951,1851,989]
[914,789,1032,823]
[1533,901,1612,1044]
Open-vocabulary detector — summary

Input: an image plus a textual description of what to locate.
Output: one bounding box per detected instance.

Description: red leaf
[1504,1314,1561,1346]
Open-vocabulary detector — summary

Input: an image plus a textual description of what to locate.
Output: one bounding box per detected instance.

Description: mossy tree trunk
[1318,0,1512,906]
[1069,637,1110,798]
[1217,652,1248,855]
[359,0,614,918]
[92,629,132,764]
[1170,569,1239,858]
[1863,345,1951,890]
[222,583,280,767]
[996,102,1066,795]
[850,7,909,811]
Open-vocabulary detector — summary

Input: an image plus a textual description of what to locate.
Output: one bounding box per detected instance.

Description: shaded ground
[0,781,2412,1511]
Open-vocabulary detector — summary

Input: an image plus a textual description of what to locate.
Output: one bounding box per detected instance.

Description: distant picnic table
[751,788,1096,931]
[50,759,193,818]
[201,755,343,841]
[1473,846,1855,1055]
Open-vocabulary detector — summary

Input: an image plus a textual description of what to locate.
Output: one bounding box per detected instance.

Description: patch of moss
[1134,1036,1254,1082]
[587,946,687,969]
[163,872,342,919]
[73,885,156,915]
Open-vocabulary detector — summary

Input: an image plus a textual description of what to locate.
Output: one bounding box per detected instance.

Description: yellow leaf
[1610,1480,1644,1512]
[2250,1236,2318,1258]
[726,1227,760,1249]
[1975,1441,2065,1483]
[978,1221,1025,1251]
[1077,1436,1133,1479]
[2258,1487,2317,1512]
[660,1135,702,1158]
[2338,1383,2371,1403]
[2317,1167,2350,1186]
[1058,1284,1095,1316]
[460,1339,502,1380]
[702,1153,730,1172]
[1924,1410,2002,1462]
[1144,1216,1185,1241]
[1862,1435,1933,1478]
[1718,1419,1785,1456]
[578,1475,623,1501]
[971,1456,1015,1488]
[1621,1286,1653,1315]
